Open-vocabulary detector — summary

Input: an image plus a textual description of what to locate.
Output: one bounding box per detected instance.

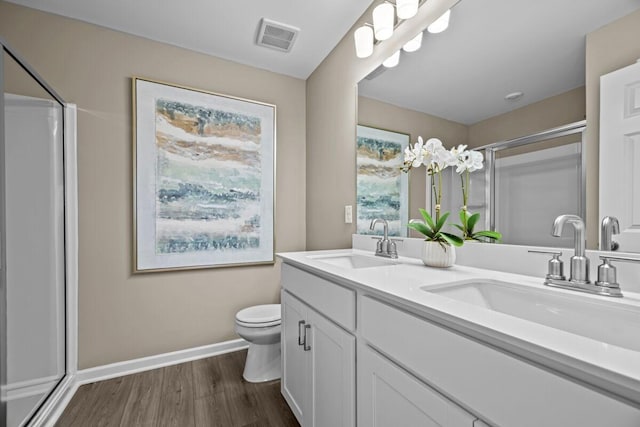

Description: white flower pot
[421,241,456,268]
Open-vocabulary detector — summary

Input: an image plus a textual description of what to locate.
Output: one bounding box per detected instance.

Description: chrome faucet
[552,214,589,283]
[601,216,620,251]
[370,219,398,259]
[529,214,632,297]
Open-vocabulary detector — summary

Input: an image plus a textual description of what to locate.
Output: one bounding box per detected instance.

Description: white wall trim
[64,104,79,378]
[75,338,248,386]
[28,103,80,427]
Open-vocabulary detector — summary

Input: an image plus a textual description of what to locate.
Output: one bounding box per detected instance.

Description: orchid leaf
[467,213,480,231]
[474,230,502,241]
[408,222,432,238]
[440,232,464,247]
[435,211,450,232]
[419,208,436,230]
[459,209,468,225]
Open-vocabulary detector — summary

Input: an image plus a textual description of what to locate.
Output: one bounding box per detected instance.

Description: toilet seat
[236,304,281,328]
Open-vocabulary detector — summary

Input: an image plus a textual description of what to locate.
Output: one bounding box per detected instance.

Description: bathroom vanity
[278,248,640,427]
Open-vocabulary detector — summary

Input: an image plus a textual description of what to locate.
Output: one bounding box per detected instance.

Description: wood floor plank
[156,362,196,427]
[55,349,298,427]
[86,375,136,427]
[217,351,263,425]
[192,355,224,398]
[55,382,102,427]
[194,393,233,427]
[119,368,164,427]
[249,380,300,427]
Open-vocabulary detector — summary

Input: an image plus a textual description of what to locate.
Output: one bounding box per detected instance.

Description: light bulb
[373,3,395,41]
[402,32,423,52]
[396,0,418,20]
[354,26,374,58]
[383,50,400,68]
[428,9,451,34]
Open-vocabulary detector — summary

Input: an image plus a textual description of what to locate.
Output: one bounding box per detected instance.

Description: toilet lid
[236,304,281,325]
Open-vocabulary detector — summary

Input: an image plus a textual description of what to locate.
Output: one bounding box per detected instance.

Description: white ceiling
[6,0,374,79]
[359,0,640,125]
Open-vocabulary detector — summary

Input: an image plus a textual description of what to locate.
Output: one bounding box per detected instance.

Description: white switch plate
[345,205,353,224]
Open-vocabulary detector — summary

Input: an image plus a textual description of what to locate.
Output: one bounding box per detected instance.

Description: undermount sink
[423,280,640,352]
[308,253,398,269]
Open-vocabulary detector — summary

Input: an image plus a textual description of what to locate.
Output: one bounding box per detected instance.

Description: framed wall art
[133,77,275,272]
[356,124,409,237]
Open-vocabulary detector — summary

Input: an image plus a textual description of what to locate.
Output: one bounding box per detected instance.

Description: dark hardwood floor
[56,350,299,427]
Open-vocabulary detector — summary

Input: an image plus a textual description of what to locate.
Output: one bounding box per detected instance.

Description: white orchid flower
[423,138,451,170]
[424,137,443,153]
[450,144,468,157]
[404,145,416,164]
[411,137,425,167]
[467,150,484,172]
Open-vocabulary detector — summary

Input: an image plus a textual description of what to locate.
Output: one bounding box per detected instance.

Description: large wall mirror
[357,0,640,249]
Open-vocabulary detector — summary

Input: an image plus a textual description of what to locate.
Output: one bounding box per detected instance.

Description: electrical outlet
[345,205,353,224]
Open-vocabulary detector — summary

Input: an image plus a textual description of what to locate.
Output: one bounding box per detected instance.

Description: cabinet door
[308,308,356,427]
[281,291,308,425]
[358,344,476,427]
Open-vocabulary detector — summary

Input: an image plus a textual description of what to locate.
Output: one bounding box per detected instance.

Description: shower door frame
[477,120,587,234]
[0,37,78,427]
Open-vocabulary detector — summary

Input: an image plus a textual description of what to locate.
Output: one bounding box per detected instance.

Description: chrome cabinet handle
[298,320,305,346]
[303,324,311,351]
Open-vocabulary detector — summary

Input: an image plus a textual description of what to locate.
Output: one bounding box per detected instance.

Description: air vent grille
[257,18,299,52]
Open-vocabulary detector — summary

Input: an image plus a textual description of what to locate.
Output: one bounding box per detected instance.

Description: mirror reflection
[357,0,640,249]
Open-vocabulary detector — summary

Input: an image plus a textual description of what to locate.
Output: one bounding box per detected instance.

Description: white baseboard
[75,338,248,385]
[2,375,61,401]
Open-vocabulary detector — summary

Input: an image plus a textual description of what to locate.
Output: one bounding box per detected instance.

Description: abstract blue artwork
[356,125,409,237]
[134,78,275,272]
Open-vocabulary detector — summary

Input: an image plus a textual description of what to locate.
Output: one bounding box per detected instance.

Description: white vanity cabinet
[279,258,640,427]
[358,343,477,426]
[360,296,640,427]
[281,265,356,427]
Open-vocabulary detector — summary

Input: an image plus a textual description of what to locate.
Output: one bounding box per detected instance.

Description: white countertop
[278,248,640,405]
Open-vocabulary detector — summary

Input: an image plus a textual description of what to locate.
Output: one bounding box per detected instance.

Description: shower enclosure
[1,39,77,427]
[436,121,586,248]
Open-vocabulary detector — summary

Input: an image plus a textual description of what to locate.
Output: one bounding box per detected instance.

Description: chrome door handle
[298,320,305,346]
[303,324,311,351]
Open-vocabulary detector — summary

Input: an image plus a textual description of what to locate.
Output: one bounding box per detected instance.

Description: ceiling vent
[256,18,300,52]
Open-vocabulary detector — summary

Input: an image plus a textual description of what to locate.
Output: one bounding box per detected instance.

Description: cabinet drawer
[282,264,356,331]
[358,344,476,426]
[361,296,640,427]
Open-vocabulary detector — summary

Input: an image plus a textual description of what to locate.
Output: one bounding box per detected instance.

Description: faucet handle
[595,255,640,296]
[528,250,565,281]
[387,240,398,259]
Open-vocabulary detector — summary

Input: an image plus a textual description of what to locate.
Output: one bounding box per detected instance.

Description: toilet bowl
[235,304,281,383]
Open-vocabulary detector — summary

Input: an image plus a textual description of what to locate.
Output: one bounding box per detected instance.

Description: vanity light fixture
[355,25,375,58]
[383,50,401,68]
[396,0,419,20]
[427,9,451,34]
[353,0,430,59]
[402,31,423,52]
[373,3,395,41]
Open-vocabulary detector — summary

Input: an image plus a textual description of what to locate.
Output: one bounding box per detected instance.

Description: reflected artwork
[356,125,409,237]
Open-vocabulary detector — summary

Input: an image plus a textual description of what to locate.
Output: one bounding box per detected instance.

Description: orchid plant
[402,138,502,245]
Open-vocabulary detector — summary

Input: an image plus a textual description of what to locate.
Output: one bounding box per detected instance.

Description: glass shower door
[494,136,583,247]
[1,46,66,427]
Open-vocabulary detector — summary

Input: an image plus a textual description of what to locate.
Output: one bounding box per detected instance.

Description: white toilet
[235,304,282,383]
